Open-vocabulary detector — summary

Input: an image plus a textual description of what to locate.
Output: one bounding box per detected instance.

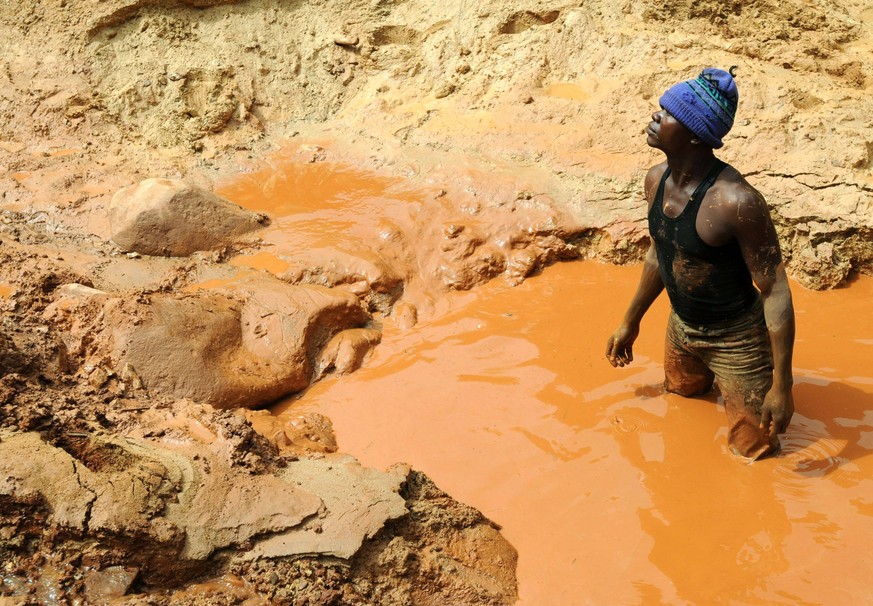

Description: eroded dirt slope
[2,0,871,287]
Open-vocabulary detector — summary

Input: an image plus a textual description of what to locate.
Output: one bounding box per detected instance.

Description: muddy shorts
[664,297,779,460]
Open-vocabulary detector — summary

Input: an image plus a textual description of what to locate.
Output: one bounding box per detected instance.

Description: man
[605,67,795,460]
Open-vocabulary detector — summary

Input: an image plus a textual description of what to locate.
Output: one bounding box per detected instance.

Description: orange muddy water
[219,153,873,606]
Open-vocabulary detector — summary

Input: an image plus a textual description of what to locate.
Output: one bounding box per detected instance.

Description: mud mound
[0,396,517,605]
[43,274,374,408]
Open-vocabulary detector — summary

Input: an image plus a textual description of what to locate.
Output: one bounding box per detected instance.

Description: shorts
[664,297,780,460]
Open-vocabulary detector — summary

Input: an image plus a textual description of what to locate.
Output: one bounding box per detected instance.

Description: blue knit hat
[659,67,738,149]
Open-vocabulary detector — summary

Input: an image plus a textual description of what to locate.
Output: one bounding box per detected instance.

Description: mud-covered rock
[43,274,373,408]
[109,179,268,257]
[315,327,382,378]
[246,409,339,455]
[83,566,139,602]
[0,434,290,592]
[0,430,321,560]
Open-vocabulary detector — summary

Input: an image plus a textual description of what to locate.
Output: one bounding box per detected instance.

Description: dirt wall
[2,0,871,288]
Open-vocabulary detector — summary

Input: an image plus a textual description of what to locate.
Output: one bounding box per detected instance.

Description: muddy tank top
[648,160,758,325]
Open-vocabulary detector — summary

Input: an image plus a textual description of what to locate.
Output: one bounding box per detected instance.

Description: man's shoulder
[710,164,771,228]
[645,161,669,181]
[713,164,764,207]
[644,161,669,203]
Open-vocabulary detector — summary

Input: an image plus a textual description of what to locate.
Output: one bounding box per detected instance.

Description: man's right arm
[605,165,667,367]
[605,242,665,367]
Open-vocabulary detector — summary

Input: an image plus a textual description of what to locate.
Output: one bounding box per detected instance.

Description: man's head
[659,67,738,149]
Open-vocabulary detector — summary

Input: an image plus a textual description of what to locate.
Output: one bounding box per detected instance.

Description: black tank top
[648,160,758,325]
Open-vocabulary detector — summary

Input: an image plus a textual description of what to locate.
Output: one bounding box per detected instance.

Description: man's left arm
[732,186,796,438]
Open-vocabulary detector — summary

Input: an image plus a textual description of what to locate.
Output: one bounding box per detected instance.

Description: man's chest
[659,188,733,248]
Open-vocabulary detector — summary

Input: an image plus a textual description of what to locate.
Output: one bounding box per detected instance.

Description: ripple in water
[609,414,643,433]
[773,414,850,501]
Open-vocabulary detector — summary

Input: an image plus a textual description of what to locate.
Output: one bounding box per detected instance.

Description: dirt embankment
[0,213,519,604]
[3,0,871,287]
[1,0,872,603]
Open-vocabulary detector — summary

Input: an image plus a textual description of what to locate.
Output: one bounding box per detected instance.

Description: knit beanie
[659,67,738,149]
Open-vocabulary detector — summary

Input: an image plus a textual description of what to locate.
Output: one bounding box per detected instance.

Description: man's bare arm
[606,243,665,367]
[606,165,667,367]
[730,186,796,436]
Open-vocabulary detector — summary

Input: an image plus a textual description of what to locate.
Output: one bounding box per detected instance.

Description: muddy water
[221,155,873,606]
[276,263,873,605]
[217,149,426,256]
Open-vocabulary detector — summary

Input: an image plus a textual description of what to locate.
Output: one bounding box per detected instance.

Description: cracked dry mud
[1,0,872,604]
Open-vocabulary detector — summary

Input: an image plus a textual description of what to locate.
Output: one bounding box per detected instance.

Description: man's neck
[665,149,717,188]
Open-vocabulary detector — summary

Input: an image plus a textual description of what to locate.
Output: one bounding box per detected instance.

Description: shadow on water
[782,379,873,478]
[617,374,873,605]
[630,375,873,477]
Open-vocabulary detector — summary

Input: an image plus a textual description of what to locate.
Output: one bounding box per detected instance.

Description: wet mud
[272,261,873,605]
[0,148,522,603]
[3,124,870,603]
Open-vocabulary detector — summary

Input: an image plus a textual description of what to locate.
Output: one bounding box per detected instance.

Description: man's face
[646,107,693,151]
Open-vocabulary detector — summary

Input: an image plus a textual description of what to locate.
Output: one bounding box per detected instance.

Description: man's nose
[652,110,662,122]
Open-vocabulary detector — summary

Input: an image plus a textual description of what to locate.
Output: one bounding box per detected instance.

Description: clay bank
[1,0,872,604]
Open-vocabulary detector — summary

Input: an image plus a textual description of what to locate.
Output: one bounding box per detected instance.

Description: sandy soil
[1,0,872,603]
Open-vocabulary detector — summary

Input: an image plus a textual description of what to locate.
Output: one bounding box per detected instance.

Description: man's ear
[690,136,702,145]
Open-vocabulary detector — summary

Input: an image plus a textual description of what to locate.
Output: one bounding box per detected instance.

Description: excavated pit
[1,0,873,604]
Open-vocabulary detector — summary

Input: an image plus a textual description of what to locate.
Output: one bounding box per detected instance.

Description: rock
[392,301,418,330]
[116,274,370,408]
[83,566,139,601]
[88,365,110,388]
[434,82,456,99]
[246,409,338,454]
[281,412,338,453]
[334,35,359,47]
[44,273,371,408]
[243,456,409,560]
[119,363,143,391]
[0,430,415,580]
[504,248,538,285]
[0,428,322,567]
[791,241,852,290]
[315,327,382,378]
[109,179,269,257]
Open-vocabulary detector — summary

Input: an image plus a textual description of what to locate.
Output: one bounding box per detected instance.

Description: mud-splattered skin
[607,105,796,451]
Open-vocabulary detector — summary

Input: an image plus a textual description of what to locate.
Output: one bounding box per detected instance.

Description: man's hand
[759,385,794,438]
[606,324,639,367]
